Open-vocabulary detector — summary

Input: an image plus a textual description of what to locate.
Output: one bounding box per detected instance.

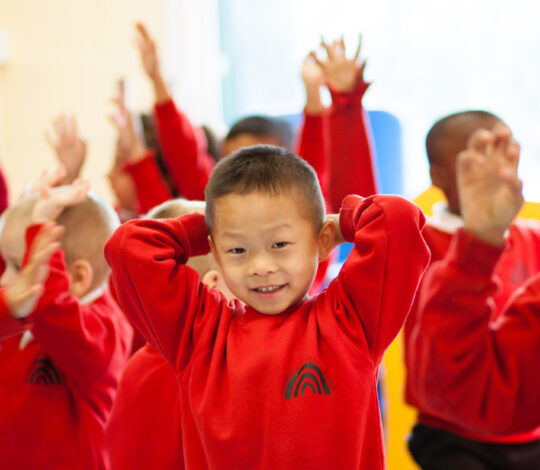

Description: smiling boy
[105,145,429,469]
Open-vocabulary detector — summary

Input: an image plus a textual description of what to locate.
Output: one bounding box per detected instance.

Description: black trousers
[409,423,540,470]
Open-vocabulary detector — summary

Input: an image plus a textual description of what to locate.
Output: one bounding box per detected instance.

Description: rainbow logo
[29,357,63,385]
[284,362,331,399]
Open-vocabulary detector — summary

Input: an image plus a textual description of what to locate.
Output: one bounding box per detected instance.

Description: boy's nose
[249,252,278,276]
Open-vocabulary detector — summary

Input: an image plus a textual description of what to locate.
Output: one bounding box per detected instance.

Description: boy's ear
[318,219,335,262]
[67,259,93,298]
[201,269,220,289]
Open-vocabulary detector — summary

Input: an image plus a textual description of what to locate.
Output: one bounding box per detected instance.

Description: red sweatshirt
[0,225,133,469]
[123,151,173,215]
[105,194,430,470]
[326,82,377,212]
[106,344,183,470]
[405,209,540,443]
[409,229,540,438]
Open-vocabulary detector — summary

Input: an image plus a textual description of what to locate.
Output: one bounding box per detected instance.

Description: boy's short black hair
[225,116,294,151]
[205,145,325,233]
[426,110,502,165]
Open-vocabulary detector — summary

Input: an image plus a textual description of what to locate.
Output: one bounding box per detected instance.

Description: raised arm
[0,223,63,341]
[407,125,536,434]
[108,96,172,213]
[135,22,213,200]
[315,36,377,212]
[105,211,226,371]
[296,52,328,194]
[326,193,430,363]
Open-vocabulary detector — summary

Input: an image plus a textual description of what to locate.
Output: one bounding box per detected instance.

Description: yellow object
[383,186,540,470]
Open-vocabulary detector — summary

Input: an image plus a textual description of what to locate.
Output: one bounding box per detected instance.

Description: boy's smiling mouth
[251,284,287,294]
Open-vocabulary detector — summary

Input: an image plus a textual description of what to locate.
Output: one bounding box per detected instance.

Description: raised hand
[108,97,147,164]
[32,179,90,225]
[135,22,160,80]
[45,115,87,184]
[301,52,325,114]
[4,223,64,318]
[458,123,523,246]
[314,35,366,93]
[134,22,170,103]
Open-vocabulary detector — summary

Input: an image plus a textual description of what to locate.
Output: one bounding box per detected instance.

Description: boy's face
[209,191,322,315]
[0,215,27,287]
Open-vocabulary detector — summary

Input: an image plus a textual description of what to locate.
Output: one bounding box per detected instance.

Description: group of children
[0,20,538,470]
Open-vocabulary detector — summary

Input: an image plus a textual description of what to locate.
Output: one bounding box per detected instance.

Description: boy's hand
[45,115,87,184]
[135,22,160,80]
[134,22,170,104]
[315,35,366,93]
[458,123,523,246]
[32,179,90,225]
[301,52,325,114]
[4,223,64,318]
[108,98,147,164]
[20,166,68,201]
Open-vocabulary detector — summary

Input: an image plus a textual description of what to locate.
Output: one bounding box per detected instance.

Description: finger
[340,34,346,54]
[135,22,151,42]
[70,115,78,140]
[353,33,362,62]
[320,38,335,60]
[466,128,493,154]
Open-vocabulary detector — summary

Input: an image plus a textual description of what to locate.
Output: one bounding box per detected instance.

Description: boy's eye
[228,248,246,254]
[272,241,289,249]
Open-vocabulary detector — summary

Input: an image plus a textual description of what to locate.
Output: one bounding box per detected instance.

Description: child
[404,113,540,468]
[0,180,133,469]
[408,125,540,468]
[105,145,429,469]
[105,198,236,470]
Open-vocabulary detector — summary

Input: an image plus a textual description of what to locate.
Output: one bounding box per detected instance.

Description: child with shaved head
[405,112,540,469]
[0,180,133,470]
[106,198,235,470]
[106,145,429,469]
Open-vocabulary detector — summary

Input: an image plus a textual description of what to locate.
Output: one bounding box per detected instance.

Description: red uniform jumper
[0,225,133,469]
[405,206,540,443]
[106,344,183,470]
[410,229,540,436]
[105,194,430,470]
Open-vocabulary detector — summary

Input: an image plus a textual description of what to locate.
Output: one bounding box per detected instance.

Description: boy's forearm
[152,71,171,105]
[0,290,29,341]
[304,85,324,115]
[105,213,210,368]
[326,82,377,212]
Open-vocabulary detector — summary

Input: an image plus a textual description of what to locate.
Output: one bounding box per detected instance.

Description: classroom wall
[0,0,165,204]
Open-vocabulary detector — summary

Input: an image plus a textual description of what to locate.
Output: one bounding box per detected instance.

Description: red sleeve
[296,112,328,196]
[104,213,228,372]
[0,290,30,341]
[154,99,214,201]
[123,151,173,214]
[325,195,430,363]
[326,82,377,212]
[409,229,540,434]
[25,225,132,388]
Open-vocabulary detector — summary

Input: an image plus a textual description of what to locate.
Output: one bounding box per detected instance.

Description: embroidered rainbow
[284,362,331,399]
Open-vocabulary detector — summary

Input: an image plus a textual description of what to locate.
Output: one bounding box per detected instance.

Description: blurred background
[1,1,540,467]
